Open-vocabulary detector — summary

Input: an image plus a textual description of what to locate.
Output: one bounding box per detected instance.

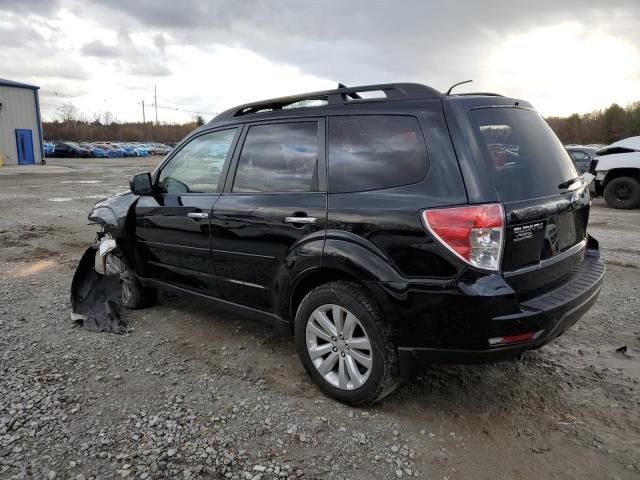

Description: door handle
[187,212,209,219]
[285,216,317,224]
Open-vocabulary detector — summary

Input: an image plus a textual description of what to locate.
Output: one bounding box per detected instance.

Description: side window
[569,151,586,161]
[232,122,319,193]
[328,115,429,193]
[158,128,237,194]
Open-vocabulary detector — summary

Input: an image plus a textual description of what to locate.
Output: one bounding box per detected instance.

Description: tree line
[43,102,206,143]
[43,101,640,147]
[44,118,204,144]
[546,102,640,146]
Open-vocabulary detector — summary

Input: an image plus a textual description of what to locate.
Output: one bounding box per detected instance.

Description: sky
[1,0,639,123]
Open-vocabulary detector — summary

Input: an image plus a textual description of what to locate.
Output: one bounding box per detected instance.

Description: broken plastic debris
[70,246,129,334]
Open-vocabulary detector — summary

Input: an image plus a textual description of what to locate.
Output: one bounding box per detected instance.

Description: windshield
[469,107,579,202]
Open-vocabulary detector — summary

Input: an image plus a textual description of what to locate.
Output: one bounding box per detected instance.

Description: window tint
[233,122,319,193]
[158,129,237,194]
[468,108,578,202]
[328,115,429,193]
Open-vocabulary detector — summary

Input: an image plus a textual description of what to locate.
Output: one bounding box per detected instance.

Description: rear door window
[468,108,578,202]
[232,122,319,193]
[328,115,429,193]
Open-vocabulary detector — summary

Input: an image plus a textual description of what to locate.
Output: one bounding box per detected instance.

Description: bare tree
[57,102,78,122]
[102,111,115,126]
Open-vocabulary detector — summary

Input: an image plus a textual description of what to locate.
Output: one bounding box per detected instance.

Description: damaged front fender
[88,191,138,234]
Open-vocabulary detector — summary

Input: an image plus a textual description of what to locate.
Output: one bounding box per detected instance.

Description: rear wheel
[105,253,157,309]
[603,176,640,209]
[295,281,399,405]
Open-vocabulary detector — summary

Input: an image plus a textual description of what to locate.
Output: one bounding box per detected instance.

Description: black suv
[85,83,605,404]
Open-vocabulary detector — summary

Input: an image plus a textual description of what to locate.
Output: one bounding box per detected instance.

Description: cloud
[2,0,640,121]
[80,30,171,77]
[0,21,46,47]
[153,33,168,53]
[81,39,119,58]
[82,0,640,87]
[0,0,61,14]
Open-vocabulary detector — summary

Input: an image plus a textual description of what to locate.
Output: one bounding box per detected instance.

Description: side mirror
[130,172,153,195]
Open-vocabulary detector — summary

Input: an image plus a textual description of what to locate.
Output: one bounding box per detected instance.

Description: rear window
[328,115,429,193]
[469,108,578,202]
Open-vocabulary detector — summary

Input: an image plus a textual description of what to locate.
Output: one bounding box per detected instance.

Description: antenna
[446,80,473,95]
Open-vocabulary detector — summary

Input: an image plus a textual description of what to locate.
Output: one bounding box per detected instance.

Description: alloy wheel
[105,254,132,304]
[305,304,373,390]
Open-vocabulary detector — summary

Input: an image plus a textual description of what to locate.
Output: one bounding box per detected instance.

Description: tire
[105,253,157,309]
[603,176,640,209]
[295,280,399,405]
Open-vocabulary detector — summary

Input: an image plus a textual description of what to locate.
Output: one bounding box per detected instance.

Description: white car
[146,143,172,156]
[592,136,640,209]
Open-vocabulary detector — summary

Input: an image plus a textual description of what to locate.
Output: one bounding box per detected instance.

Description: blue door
[15,129,35,165]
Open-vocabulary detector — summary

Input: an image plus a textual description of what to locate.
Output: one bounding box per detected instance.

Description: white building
[0,78,43,166]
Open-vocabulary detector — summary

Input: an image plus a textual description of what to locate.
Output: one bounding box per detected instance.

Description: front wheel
[603,176,640,209]
[295,281,399,405]
[105,253,157,309]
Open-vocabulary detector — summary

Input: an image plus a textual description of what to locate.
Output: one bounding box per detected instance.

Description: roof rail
[449,92,504,97]
[213,82,443,121]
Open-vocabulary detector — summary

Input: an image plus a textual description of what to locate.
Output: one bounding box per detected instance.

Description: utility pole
[141,100,147,141]
[154,85,158,126]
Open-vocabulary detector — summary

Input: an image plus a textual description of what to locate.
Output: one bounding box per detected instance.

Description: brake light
[422,203,504,271]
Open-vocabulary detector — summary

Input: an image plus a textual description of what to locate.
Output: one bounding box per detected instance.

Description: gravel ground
[0,158,639,480]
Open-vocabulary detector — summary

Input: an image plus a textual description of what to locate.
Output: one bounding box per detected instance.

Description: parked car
[566,146,598,173]
[90,145,109,158]
[145,143,172,155]
[81,82,605,404]
[43,142,56,157]
[115,144,136,157]
[51,142,92,158]
[592,136,640,208]
[93,143,124,158]
[77,143,106,158]
[132,146,149,157]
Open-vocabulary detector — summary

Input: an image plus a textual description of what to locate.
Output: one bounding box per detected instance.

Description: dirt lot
[1,158,639,480]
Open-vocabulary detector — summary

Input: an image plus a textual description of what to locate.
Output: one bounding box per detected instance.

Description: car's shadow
[130,291,569,417]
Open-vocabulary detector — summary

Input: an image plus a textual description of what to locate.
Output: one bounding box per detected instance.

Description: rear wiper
[558,176,582,189]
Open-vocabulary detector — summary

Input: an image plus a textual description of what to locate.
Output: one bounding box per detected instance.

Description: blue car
[133,146,149,157]
[91,146,109,158]
[116,144,136,156]
[107,145,125,157]
[43,143,56,157]
[80,143,107,158]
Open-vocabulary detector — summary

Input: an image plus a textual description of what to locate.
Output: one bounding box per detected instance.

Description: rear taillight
[421,203,505,271]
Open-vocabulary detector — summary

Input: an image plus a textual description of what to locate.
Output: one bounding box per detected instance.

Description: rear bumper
[395,247,605,376]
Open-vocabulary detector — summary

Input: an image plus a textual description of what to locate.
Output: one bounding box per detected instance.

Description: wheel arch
[603,168,640,185]
[289,267,363,326]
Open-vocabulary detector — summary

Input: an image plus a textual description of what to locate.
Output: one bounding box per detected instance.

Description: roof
[0,78,40,90]
[213,83,443,121]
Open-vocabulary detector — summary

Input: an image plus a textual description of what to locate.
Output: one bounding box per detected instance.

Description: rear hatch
[467,106,590,300]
